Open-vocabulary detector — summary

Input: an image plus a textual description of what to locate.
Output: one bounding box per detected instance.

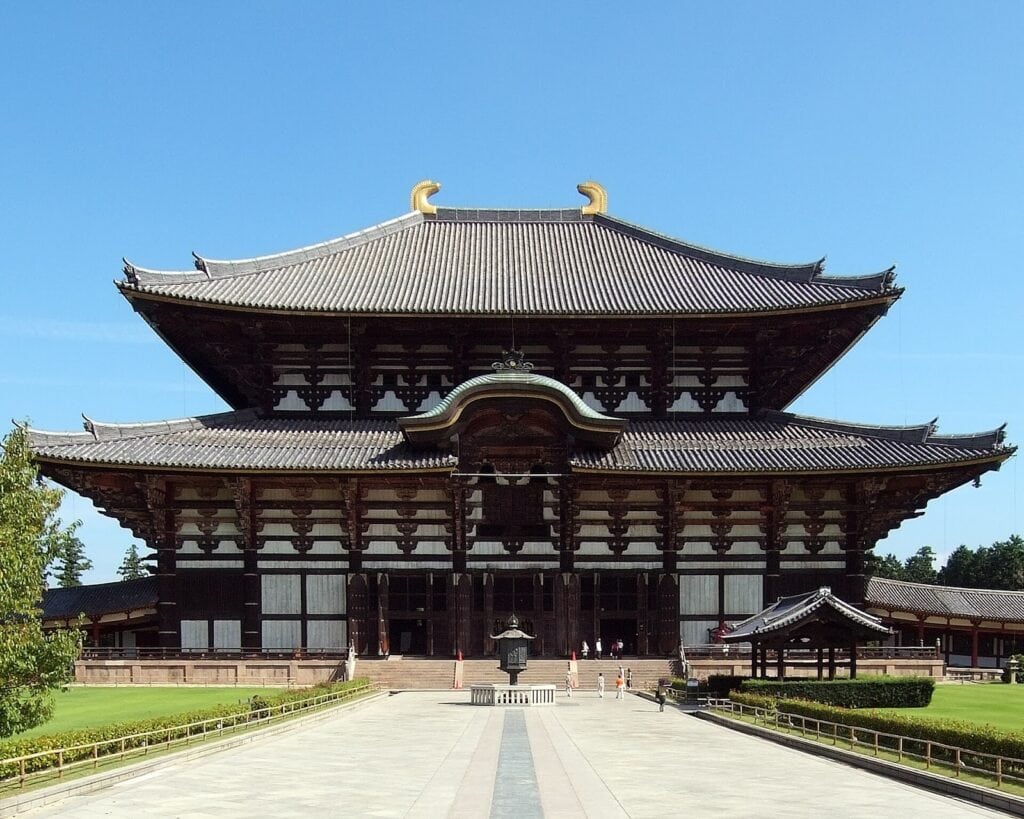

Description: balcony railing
[78,644,940,662]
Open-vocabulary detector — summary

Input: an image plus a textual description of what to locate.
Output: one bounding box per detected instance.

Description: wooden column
[827,646,836,680]
[971,624,980,668]
[776,646,785,680]
[850,642,858,679]
[750,642,758,678]
[558,478,576,574]
[916,617,926,646]
[425,573,435,657]
[377,573,390,655]
[759,644,768,678]
[234,479,261,653]
[451,573,472,657]
[147,478,180,651]
[657,574,678,655]
[817,647,824,680]
[637,573,649,656]
[347,573,369,655]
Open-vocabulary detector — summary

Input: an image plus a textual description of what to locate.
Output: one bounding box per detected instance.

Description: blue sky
[1,3,1021,582]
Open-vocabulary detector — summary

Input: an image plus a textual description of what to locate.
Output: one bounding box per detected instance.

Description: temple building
[28,181,1013,659]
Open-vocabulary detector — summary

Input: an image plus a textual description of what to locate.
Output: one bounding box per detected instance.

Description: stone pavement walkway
[26,691,1005,818]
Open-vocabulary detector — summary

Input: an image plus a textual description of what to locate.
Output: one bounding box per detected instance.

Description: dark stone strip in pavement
[490,710,543,819]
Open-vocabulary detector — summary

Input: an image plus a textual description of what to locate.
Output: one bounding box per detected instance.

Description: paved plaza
[25,691,1005,818]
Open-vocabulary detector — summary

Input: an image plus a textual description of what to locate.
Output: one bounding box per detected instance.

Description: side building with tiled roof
[28,180,1013,660]
[866,577,1024,669]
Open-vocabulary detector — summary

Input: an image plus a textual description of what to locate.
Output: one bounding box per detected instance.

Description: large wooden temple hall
[29,181,1013,659]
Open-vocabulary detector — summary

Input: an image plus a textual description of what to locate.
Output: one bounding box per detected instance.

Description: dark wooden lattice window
[599,576,637,612]
[477,476,548,539]
[493,576,534,612]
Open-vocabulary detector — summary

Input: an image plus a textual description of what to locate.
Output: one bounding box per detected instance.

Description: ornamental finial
[411,180,441,215]
[577,180,607,215]
[492,350,534,372]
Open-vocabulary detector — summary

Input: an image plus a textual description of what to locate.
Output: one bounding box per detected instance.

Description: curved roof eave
[399,371,626,446]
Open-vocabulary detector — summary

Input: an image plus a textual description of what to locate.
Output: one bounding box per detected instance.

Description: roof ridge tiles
[869,576,1024,597]
[122,212,425,286]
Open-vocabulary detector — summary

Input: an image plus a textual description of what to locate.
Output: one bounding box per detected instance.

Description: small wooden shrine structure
[723,587,891,679]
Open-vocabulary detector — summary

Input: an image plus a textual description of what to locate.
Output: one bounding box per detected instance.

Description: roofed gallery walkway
[27,692,1002,818]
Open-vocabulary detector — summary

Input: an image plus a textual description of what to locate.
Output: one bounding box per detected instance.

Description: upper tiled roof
[42,577,158,621]
[724,586,889,640]
[865,577,1024,623]
[28,410,1008,475]
[119,208,898,317]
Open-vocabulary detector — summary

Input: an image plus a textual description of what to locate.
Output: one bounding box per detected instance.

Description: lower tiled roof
[42,577,158,621]
[866,577,1024,624]
[30,412,456,472]
[28,410,1007,474]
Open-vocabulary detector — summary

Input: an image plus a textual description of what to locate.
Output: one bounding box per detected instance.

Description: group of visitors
[580,637,626,660]
[564,663,666,711]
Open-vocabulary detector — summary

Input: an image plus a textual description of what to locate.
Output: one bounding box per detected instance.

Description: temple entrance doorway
[389,618,428,655]
[600,618,638,657]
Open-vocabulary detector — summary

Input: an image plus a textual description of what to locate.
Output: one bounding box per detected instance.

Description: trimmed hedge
[0,678,372,782]
[739,676,934,708]
[776,698,1024,775]
[725,691,1024,777]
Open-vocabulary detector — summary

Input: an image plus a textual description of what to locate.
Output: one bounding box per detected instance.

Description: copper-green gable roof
[399,368,627,447]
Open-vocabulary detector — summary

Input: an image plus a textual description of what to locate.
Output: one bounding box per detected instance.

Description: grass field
[15,687,278,740]
[883,683,1024,731]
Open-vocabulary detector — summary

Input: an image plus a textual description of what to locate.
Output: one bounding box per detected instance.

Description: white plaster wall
[262,575,301,615]
[262,620,301,650]
[213,620,241,650]
[180,620,207,650]
[306,575,345,615]
[725,576,762,615]
[680,574,718,615]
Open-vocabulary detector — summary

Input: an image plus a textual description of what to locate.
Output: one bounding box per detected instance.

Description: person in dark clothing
[655,681,667,712]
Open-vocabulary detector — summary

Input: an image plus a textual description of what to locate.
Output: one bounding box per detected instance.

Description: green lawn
[15,687,278,740]
[883,683,1024,731]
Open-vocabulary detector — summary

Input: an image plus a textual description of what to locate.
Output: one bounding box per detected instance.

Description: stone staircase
[355,657,679,691]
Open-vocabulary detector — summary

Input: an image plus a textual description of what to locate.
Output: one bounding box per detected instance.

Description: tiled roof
[29,411,456,472]
[119,208,898,316]
[42,577,158,621]
[724,587,889,640]
[572,412,1009,474]
[866,577,1024,624]
[27,410,1008,475]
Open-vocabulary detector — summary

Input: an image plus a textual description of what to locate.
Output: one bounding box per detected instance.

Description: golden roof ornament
[410,180,441,215]
[577,181,608,215]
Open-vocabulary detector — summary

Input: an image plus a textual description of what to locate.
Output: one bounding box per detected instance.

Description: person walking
[618,664,625,687]
[615,673,625,699]
[655,680,667,712]
[565,668,573,698]
[595,637,603,660]
[597,672,605,698]
[626,668,633,690]
[581,640,589,660]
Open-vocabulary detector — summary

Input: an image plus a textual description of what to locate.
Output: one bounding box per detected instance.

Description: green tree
[117,543,149,580]
[902,545,938,584]
[0,425,81,737]
[53,536,93,588]
[983,535,1024,590]
[938,544,982,587]
[867,552,904,580]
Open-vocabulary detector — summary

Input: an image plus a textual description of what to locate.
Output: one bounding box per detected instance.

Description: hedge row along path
[20,692,1003,818]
